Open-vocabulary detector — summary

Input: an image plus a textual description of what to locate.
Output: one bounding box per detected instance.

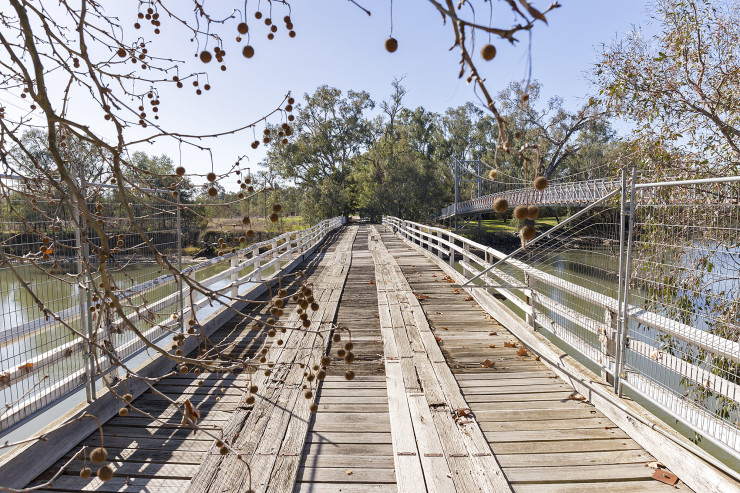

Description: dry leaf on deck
[503,341,516,348]
[489,344,496,348]
[516,348,528,357]
[489,332,498,336]
[482,359,494,368]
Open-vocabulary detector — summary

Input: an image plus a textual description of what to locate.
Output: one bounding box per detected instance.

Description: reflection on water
[0,259,235,413]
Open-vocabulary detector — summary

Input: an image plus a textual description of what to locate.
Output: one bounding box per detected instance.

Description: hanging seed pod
[520,225,536,243]
[488,169,497,180]
[90,447,107,464]
[493,198,508,213]
[385,37,398,53]
[533,176,548,190]
[97,464,114,482]
[513,205,528,221]
[481,43,496,61]
[526,205,540,220]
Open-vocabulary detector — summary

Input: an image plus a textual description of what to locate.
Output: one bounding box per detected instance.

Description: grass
[206,215,309,233]
[455,216,561,234]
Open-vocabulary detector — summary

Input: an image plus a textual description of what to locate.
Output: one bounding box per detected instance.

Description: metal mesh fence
[0,178,181,432]
[623,179,740,453]
[389,173,740,459]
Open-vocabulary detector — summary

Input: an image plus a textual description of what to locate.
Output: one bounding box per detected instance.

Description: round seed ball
[207,172,217,182]
[199,50,212,63]
[345,370,355,381]
[344,342,354,351]
[520,225,536,242]
[526,205,540,220]
[249,385,258,393]
[269,213,279,223]
[493,198,508,213]
[80,467,93,479]
[309,403,318,413]
[123,393,133,402]
[219,445,229,455]
[90,447,107,464]
[97,464,114,482]
[513,205,528,221]
[533,176,548,190]
[242,45,255,58]
[385,37,398,53]
[118,407,128,417]
[304,390,313,399]
[481,43,496,61]
[488,169,497,180]
[208,187,218,197]
[237,22,248,34]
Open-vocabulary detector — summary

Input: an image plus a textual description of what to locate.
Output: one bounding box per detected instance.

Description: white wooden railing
[383,215,740,458]
[0,217,345,432]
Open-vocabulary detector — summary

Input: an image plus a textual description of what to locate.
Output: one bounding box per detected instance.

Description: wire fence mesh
[0,178,181,432]
[389,173,740,458]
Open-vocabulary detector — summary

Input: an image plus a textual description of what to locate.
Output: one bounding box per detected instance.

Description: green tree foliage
[595,0,740,174]
[264,81,618,221]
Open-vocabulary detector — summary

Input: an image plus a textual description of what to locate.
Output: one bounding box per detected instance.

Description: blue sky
[6,1,655,189]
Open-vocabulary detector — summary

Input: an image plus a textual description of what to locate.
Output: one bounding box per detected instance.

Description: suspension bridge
[1,175,740,493]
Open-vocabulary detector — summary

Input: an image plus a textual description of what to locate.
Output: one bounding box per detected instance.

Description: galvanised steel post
[613,166,627,393]
[617,166,637,398]
[454,159,459,231]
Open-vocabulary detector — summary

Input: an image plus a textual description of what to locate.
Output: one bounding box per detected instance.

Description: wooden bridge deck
[30,224,692,492]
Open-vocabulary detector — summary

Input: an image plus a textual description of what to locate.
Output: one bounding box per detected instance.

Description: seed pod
[481,43,496,61]
[526,205,540,220]
[493,198,509,213]
[304,390,313,399]
[199,51,212,63]
[344,342,354,351]
[385,37,398,53]
[316,369,326,380]
[242,45,255,58]
[333,333,341,343]
[207,172,217,182]
[246,395,255,404]
[269,213,279,222]
[90,447,107,464]
[520,225,536,243]
[309,403,319,413]
[344,352,356,363]
[123,393,133,402]
[321,356,331,367]
[337,349,346,358]
[345,370,355,381]
[249,385,258,393]
[97,464,114,482]
[118,407,128,416]
[488,169,497,180]
[310,302,319,311]
[237,22,248,34]
[219,445,229,455]
[533,176,548,190]
[80,467,93,479]
[513,205,528,221]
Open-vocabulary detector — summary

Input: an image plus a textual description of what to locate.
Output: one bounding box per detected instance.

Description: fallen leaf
[368,280,375,285]
[464,296,473,301]
[442,327,449,331]
[435,336,442,342]
[435,311,442,315]
[534,356,540,361]
[452,289,460,294]
[489,332,498,336]
[489,344,496,348]
[516,348,528,357]
[646,461,666,469]
[0,372,10,386]
[17,363,34,372]
[182,398,201,428]
[482,359,493,368]
[569,393,586,401]
[346,469,353,476]
[503,341,517,348]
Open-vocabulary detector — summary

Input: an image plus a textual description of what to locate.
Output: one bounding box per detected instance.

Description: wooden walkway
[29,224,693,492]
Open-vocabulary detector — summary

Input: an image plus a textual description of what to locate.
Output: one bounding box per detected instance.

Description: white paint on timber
[368,226,511,493]
[394,226,740,493]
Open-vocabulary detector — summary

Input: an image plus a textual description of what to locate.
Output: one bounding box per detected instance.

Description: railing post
[435,230,443,258]
[462,242,470,278]
[524,272,537,330]
[253,248,262,282]
[449,235,455,268]
[485,251,493,295]
[230,255,239,299]
[602,308,618,384]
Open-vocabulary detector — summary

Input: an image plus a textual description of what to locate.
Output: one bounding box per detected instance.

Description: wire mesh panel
[622,179,740,453]
[0,177,84,431]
